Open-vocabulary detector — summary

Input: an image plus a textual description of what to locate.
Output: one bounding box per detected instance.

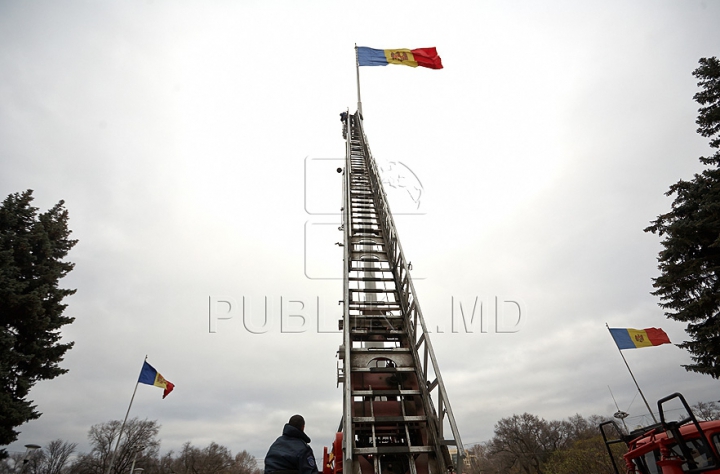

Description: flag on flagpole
[608,327,671,350]
[138,361,175,398]
[357,46,443,69]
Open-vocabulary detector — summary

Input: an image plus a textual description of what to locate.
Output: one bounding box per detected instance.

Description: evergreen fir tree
[646,57,720,378]
[0,190,77,455]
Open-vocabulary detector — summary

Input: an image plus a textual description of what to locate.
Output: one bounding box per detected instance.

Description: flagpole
[355,44,363,116]
[106,356,146,474]
[606,324,658,424]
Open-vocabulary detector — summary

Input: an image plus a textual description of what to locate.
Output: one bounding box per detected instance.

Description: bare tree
[477,414,616,474]
[0,451,24,474]
[71,418,160,474]
[30,439,77,474]
[166,442,262,474]
[489,413,573,474]
[692,400,720,421]
[465,442,503,474]
[233,449,262,474]
[542,435,624,474]
[167,441,232,474]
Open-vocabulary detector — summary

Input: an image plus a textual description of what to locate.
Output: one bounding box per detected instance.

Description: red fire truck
[601,393,720,473]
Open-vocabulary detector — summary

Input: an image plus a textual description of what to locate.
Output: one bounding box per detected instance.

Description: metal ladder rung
[350,367,415,373]
[353,447,434,455]
[350,348,410,354]
[348,288,397,294]
[349,277,394,281]
[353,415,427,423]
[352,389,421,396]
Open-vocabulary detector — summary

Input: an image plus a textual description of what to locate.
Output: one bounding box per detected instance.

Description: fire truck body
[603,393,720,474]
[622,420,720,473]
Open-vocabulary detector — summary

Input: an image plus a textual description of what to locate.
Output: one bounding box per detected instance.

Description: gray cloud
[2,0,720,464]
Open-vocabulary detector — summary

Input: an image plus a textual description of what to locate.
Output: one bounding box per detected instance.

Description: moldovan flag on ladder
[609,327,671,350]
[357,47,443,69]
[138,361,175,398]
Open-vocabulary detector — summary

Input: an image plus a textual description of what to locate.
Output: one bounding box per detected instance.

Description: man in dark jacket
[264,414,319,474]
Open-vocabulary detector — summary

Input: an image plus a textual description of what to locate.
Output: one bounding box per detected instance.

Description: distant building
[447,448,474,471]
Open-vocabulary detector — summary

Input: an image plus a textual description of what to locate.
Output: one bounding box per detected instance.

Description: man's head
[288,414,305,432]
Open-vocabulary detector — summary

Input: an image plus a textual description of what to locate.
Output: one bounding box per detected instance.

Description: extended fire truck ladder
[336,112,464,474]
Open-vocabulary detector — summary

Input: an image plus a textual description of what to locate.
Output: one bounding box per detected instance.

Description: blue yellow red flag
[138,361,175,398]
[357,47,443,69]
[608,327,671,350]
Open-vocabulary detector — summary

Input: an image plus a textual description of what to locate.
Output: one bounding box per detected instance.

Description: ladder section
[339,113,464,474]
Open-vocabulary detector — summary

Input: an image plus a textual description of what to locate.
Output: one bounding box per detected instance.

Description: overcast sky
[2,0,720,465]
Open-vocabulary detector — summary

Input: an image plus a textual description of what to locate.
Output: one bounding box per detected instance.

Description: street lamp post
[128,445,145,474]
[17,444,41,473]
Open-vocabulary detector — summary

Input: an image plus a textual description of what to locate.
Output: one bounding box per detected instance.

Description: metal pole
[106,357,146,474]
[341,110,353,466]
[606,324,658,424]
[355,44,362,116]
[129,447,144,474]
